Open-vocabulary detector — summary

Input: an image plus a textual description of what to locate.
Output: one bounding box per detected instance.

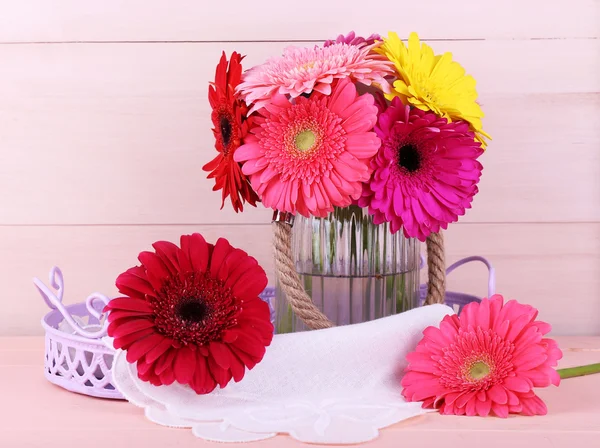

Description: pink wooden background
[0,1,598,336]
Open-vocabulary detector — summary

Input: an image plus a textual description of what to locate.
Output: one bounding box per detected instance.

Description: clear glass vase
[275,205,420,333]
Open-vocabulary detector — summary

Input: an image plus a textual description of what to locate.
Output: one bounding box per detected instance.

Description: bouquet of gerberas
[100,33,599,439]
[204,31,490,241]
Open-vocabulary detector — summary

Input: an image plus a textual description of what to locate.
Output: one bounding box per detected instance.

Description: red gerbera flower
[105,234,273,394]
[203,51,259,212]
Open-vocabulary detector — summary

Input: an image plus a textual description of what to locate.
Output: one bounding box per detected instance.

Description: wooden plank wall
[0,1,598,335]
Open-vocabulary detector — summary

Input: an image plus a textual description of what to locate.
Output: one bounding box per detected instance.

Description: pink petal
[475,398,492,416]
[503,375,532,393]
[487,384,508,404]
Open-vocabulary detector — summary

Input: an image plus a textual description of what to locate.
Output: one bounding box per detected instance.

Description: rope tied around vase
[272,211,446,330]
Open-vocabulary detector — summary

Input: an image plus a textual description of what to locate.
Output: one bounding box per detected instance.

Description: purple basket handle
[419,254,496,298]
[34,266,111,339]
[445,256,496,298]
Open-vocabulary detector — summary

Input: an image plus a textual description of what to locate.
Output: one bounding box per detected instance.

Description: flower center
[220,116,233,148]
[398,143,421,172]
[177,300,208,323]
[469,361,491,380]
[295,130,316,152]
[152,272,240,345]
[299,61,315,71]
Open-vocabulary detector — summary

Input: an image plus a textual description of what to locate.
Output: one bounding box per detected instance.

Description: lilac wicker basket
[36,256,493,400]
[36,267,277,400]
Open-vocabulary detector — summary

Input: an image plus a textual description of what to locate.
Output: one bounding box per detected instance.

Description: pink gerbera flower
[234,79,380,217]
[402,295,563,417]
[324,31,381,47]
[358,97,483,241]
[237,43,393,113]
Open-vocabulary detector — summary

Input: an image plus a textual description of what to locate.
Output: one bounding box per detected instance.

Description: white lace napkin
[112,304,453,444]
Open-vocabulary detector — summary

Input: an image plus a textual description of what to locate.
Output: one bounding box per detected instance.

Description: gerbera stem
[557,363,600,380]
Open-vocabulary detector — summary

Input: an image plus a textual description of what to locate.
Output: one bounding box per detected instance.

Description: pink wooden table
[1,337,599,447]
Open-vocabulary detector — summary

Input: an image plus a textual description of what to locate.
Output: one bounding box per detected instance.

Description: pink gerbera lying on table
[402,295,562,417]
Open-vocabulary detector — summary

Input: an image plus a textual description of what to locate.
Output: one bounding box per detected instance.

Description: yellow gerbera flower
[376,32,491,148]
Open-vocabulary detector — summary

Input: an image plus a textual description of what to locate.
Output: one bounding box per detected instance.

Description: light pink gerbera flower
[358,97,483,241]
[233,79,380,218]
[237,43,394,113]
[324,31,381,47]
[402,295,563,417]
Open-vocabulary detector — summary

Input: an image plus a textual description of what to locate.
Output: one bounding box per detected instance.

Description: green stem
[557,363,600,380]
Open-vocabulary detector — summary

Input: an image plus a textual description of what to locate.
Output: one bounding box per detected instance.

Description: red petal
[241,298,271,319]
[116,274,156,300]
[176,249,193,274]
[109,318,155,338]
[223,255,258,289]
[160,368,176,385]
[209,238,233,278]
[187,233,212,273]
[209,341,235,369]
[191,356,218,394]
[230,330,267,359]
[136,358,154,375]
[155,348,177,376]
[113,327,155,350]
[139,250,170,276]
[145,337,175,364]
[237,317,274,343]
[116,271,156,298]
[146,372,163,386]
[138,251,170,290]
[221,330,238,343]
[229,345,258,370]
[197,356,217,393]
[231,267,268,298]
[105,298,153,313]
[174,346,197,384]
[207,355,232,388]
[107,310,152,321]
[126,333,165,363]
[229,351,246,382]
[152,241,181,274]
[217,248,247,282]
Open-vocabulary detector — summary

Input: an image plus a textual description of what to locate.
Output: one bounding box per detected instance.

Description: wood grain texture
[1,3,598,338]
[1,41,598,225]
[0,0,598,42]
[4,222,599,337]
[1,336,598,447]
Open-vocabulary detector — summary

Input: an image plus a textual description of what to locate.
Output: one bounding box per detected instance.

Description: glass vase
[275,205,420,333]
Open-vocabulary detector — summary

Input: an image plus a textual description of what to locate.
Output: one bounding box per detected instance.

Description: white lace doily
[111,304,453,444]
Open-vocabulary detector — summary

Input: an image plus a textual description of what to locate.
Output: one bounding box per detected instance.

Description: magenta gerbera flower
[358,97,483,241]
[234,79,380,218]
[324,31,381,47]
[237,43,393,113]
[402,295,563,417]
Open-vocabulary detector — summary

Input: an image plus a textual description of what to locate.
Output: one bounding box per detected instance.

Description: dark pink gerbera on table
[402,295,563,417]
[105,234,273,394]
[358,97,484,241]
